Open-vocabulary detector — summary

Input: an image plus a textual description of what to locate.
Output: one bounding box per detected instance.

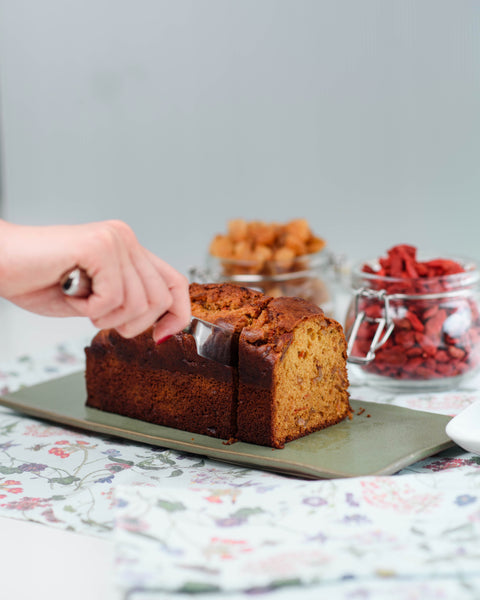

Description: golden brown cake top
[240,295,327,347]
[88,283,334,373]
[189,282,269,331]
[90,283,329,349]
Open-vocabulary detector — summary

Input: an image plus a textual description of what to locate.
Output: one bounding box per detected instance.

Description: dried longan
[283,233,307,256]
[227,219,248,243]
[209,235,233,257]
[249,221,277,247]
[284,218,311,242]
[252,244,273,263]
[307,237,326,254]
[207,219,329,310]
[273,246,295,265]
[233,240,254,260]
[209,219,325,266]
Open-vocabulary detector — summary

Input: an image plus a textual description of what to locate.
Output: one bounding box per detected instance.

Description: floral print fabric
[113,469,480,596]
[1,340,480,598]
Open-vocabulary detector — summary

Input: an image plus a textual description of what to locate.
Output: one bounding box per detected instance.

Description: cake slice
[238,296,351,448]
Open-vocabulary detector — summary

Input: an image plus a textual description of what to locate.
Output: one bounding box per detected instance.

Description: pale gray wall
[1,0,479,276]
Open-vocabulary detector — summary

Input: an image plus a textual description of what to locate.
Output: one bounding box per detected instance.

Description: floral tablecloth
[1,339,480,599]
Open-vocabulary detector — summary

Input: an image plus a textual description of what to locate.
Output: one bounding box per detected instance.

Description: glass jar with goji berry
[345,245,480,391]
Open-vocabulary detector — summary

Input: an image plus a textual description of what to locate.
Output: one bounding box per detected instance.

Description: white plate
[445,400,480,455]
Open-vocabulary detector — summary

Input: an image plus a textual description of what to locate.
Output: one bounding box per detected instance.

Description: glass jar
[190,249,341,318]
[345,256,480,391]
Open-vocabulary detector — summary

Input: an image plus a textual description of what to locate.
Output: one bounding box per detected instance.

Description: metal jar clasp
[346,288,395,364]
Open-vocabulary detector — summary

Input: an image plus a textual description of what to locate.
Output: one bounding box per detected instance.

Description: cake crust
[237,296,351,448]
[85,328,236,438]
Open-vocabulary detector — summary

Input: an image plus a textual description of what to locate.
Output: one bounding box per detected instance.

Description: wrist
[0,220,11,294]
[0,220,20,297]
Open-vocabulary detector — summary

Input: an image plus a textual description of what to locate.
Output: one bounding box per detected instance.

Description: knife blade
[184,317,236,367]
[60,267,236,366]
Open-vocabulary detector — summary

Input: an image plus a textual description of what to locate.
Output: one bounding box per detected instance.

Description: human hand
[0,219,191,341]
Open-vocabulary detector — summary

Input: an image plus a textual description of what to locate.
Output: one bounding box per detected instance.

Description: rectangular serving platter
[0,371,454,479]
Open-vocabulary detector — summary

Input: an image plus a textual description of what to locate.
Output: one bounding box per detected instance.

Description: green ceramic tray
[0,371,454,479]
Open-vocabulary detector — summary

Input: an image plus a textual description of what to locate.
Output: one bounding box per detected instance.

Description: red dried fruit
[436,363,456,377]
[423,259,464,276]
[406,310,424,332]
[403,357,424,372]
[406,347,423,357]
[423,306,439,320]
[363,304,383,319]
[434,350,450,363]
[375,347,406,366]
[396,317,413,330]
[394,330,416,348]
[424,309,447,338]
[347,244,480,383]
[414,332,437,357]
[362,245,464,285]
[415,365,436,379]
[448,346,466,360]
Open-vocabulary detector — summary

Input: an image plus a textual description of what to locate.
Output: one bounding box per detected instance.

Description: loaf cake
[85,283,351,448]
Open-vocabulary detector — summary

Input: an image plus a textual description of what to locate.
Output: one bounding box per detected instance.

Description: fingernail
[156,335,173,345]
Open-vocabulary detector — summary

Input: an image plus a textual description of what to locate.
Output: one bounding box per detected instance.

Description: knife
[60,267,236,366]
[184,316,236,366]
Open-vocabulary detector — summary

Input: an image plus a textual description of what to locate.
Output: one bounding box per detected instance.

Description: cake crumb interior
[274,319,350,444]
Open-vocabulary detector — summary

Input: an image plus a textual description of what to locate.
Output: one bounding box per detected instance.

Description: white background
[1,0,479,276]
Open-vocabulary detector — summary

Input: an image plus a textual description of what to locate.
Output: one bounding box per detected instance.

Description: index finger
[148,254,191,341]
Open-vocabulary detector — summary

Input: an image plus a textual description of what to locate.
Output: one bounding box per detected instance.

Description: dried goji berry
[436,363,455,376]
[415,365,436,378]
[363,303,383,319]
[403,357,424,373]
[375,347,407,366]
[434,350,450,363]
[448,346,466,360]
[394,330,416,348]
[423,305,439,320]
[414,332,437,356]
[361,245,464,286]
[396,317,413,330]
[406,346,423,357]
[406,310,424,332]
[425,309,447,338]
